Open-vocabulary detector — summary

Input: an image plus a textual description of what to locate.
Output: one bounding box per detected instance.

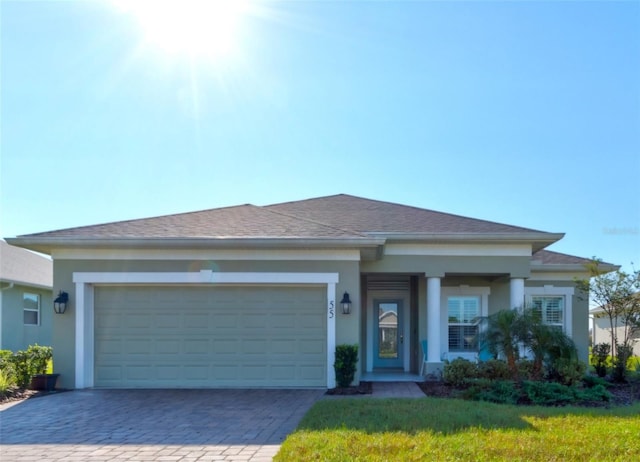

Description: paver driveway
[0,389,324,461]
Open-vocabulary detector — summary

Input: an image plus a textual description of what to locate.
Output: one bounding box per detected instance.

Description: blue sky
[1,0,638,272]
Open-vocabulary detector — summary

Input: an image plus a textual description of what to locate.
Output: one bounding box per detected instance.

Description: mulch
[326,381,373,395]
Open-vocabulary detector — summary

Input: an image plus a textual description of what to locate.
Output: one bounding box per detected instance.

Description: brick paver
[0,389,324,461]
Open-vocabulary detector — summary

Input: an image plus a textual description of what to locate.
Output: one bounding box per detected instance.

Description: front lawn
[275,398,640,461]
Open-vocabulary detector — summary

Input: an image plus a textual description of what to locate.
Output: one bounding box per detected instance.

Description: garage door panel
[95,286,327,388]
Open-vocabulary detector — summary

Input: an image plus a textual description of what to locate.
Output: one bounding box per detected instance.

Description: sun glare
[115,0,250,59]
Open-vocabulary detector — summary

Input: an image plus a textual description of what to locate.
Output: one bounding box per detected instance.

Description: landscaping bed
[418,377,640,407]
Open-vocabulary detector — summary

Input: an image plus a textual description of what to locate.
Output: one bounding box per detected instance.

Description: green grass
[275,398,640,461]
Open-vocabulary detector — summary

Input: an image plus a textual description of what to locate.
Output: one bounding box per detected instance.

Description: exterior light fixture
[340,292,352,315]
[53,291,69,314]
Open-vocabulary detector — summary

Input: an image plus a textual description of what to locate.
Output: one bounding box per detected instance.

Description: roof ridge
[267,193,550,234]
[261,206,370,238]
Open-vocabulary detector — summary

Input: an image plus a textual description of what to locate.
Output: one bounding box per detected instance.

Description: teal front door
[373,299,404,368]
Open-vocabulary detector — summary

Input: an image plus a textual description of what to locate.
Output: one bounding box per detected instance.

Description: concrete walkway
[371,381,425,398]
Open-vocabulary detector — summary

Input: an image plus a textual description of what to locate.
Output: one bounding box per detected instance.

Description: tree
[480,309,524,379]
[576,259,640,381]
[479,307,580,382]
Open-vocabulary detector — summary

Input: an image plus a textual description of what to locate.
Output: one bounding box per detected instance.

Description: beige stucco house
[6,194,603,389]
[0,240,53,351]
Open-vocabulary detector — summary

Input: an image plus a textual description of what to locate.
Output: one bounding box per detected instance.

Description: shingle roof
[19,204,366,239]
[531,250,593,265]
[0,240,52,288]
[267,194,546,234]
[17,194,552,240]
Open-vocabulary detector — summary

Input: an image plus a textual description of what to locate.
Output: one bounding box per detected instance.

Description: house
[590,295,640,357]
[6,194,608,390]
[0,240,53,351]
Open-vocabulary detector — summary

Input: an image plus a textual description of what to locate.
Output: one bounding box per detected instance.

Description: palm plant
[479,309,525,379]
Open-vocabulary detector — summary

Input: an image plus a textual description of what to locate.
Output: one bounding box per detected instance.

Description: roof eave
[6,237,387,255]
[372,232,565,252]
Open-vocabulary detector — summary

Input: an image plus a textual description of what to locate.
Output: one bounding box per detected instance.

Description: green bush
[612,344,634,382]
[0,368,16,394]
[550,358,586,386]
[11,350,32,388]
[576,384,611,403]
[477,359,512,381]
[443,358,478,387]
[25,344,52,375]
[334,344,358,388]
[473,380,520,405]
[4,345,54,389]
[582,374,610,389]
[523,381,577,406]
[591,343,610,377]
[516,359,536,381]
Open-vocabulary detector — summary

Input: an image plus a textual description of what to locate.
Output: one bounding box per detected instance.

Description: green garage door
[94,285,327,388]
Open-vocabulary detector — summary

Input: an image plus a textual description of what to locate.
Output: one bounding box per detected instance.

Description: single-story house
[590,295,640,357]
[6,194,608,389]
[0,240,53,351]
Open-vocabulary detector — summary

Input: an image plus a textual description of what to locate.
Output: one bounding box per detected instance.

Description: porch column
[510,277,525,310]
[427,277,441,363]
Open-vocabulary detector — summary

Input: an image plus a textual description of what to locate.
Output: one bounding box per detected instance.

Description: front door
[373,299,404,368]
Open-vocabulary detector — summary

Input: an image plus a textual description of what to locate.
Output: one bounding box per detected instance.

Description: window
[24,293,40,326]
[448,296,480,351]
[532,296,564,329]
[525,286,573,336]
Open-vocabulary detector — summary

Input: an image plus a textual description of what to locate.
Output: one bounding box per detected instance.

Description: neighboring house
[0,240,53,351]
[590,295,640,357]
[6,194,612,390]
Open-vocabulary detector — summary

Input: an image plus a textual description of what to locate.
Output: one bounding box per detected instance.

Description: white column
[510,278,525,310]
[427,277,441,363]
[326,283,336,389]
[75,282,86,389]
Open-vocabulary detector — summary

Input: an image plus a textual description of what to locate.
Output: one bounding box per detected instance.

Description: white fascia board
[54,248,361,261]
[385,243,531,257]
[8,237,385,255]
[73,270,340,285]
[368,232,565,242]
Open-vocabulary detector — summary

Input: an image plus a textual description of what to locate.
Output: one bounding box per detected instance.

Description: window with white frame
[23,293,40,326]
[448,296,481,351]
[531,296,564,329]
[525,286,574,336]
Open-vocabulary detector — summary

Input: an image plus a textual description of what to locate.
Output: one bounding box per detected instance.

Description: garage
[94,285,327,388]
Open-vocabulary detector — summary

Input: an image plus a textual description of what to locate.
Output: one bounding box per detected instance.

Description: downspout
[0,283,15,348]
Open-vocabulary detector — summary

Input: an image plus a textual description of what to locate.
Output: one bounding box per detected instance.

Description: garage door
[94,285,327,388]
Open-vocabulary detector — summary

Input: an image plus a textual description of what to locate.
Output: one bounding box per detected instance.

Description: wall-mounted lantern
[340,292,352,315]
[53,291,69,314]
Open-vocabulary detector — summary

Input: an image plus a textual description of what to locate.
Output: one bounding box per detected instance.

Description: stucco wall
[0,284,52,352]
[53,258,360,389]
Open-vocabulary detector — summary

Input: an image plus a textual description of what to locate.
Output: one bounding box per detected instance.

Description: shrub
[576,384,611,403]
[0,368,15,394]
[443,358,478,387]
[550,358,586,386]
[474,380,521,405]
[516,359,536,381]
[582,374,610,389]
[591,343,610,377]
[477,359,511,381]
[523,381,577,406]
[11,350,30,388]
[25,344,52,375]
[612,344,634,382]
[334,344,358,388]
